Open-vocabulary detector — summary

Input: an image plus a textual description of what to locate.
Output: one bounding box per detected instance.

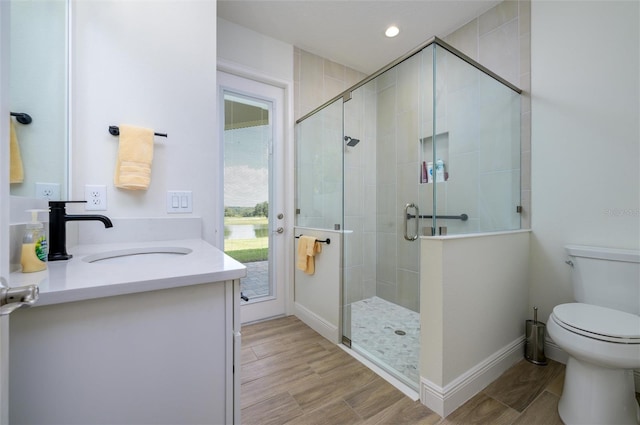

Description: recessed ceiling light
[385,26,400,38]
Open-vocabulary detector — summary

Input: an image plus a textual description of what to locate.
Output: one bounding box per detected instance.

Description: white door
[1,2,45,421]
[0,314,7,425]
[218,71,286,323]
[0,281,39,425]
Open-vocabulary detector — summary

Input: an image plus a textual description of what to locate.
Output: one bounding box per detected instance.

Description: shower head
[344,136,360,147]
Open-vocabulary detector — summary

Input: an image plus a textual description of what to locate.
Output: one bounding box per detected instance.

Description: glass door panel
[223,92,271,299]
[219,70,286,323]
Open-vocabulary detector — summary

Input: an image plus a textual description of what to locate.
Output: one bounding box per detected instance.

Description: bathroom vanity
[8,239,245,425]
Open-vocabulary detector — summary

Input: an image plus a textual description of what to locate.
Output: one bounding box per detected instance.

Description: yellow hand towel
[114,124,154,190]
[9,118,24,184]
[297,235,322,275]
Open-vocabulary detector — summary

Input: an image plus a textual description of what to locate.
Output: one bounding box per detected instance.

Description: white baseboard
[293,302,340,344]
[545,337,640,392]
[420,336,525,418]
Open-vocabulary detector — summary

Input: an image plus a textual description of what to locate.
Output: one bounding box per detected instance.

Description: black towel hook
[11,112,32,125]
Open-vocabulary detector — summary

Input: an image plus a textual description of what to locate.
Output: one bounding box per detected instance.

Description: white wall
[217,18,293,83]
[293,227,342,343]
[1,0,10,274]
[420,231,530,416]
[0,1,11,420]
[530,1,640,322]
[71,1,218,243]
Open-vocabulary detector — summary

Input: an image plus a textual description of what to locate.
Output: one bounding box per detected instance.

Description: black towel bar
[109,126,167,138]
[11,112,32,125]
[295,235,331,245]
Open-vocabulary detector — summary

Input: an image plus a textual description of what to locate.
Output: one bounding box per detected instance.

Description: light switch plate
[167,191,192,213]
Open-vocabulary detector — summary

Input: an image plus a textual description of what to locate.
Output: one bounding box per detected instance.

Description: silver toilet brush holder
[525,307,548,365]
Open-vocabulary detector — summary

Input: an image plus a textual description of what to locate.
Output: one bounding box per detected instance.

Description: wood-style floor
[241,316,572,425]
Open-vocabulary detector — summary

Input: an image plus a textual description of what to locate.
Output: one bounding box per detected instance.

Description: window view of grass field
[224,205,269,263]
[224,92,272,300]
[224,205,270,299]
[224,217,268,262]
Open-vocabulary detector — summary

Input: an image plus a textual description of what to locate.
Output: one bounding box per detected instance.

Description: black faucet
[48,201,113,261]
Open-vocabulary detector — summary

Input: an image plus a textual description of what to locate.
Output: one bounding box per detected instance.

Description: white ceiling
[217,0,502,74]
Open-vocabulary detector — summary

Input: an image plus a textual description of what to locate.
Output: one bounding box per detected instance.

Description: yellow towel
[297,235,322,275]
[114,124,154,190]
[9,118,24,184]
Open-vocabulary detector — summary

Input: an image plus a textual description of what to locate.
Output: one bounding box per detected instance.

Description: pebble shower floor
[350,296,420,388]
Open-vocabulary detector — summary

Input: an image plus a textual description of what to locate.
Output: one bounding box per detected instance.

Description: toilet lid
[553,303,640,343]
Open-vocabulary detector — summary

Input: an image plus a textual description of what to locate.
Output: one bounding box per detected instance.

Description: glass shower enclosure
[296,38,521,391]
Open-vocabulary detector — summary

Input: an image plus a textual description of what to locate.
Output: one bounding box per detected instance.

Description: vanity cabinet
[9,279,241,424]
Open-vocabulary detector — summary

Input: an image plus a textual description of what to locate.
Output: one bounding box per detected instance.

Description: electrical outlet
[85,185,107,211]
[35,182,61,201]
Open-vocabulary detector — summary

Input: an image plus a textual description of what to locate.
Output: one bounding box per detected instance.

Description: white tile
[396,220,420,272]
[351,296,420,385]
[444,19,479,61]
[397,270,420,312]
[396,55,420,114]
[376,85,397,135]
[479,19,520,87]
[324,58,345,81]
[376,233,397,284]
[446,152,479,219]
[397,110,420,164]
[479,0,518,36]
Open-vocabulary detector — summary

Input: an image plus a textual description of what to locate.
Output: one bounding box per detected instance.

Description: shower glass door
[426,43,521,236]
[294,38,523,398]
[342,55,423,391]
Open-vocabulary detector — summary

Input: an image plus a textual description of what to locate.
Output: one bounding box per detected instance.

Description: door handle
[0,278,39,316]
[403,203,419,241]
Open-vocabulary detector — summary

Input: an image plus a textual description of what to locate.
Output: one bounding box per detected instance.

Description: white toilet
[547,245,640,425]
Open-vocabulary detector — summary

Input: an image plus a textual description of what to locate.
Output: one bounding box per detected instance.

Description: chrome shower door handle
[404,203,419,241]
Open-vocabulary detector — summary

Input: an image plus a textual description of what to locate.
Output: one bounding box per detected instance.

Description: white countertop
[9,239,247,306]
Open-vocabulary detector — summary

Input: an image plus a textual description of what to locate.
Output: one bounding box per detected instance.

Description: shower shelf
[420,132,450,184]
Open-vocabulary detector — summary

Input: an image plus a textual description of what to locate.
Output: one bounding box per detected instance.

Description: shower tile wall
[294,47,377,302]
[377,57,422,313]
[294,48,367,231]
[344,82,378,303]
[443,0,531,229]
[294,48,366,121]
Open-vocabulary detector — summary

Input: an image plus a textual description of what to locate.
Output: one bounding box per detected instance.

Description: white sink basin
[82,247,193,265]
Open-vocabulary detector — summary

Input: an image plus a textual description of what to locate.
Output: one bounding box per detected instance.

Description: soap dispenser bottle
[21,209,48,273]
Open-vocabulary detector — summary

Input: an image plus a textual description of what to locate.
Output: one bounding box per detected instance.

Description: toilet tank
[566,245,640,315]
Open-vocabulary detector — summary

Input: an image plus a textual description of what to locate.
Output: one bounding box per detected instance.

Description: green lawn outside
[224,216,268,262]
[226,248,268,263]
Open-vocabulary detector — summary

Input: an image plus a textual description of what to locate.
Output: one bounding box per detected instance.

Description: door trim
[217,59,295,319]
[1,1,11,421]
